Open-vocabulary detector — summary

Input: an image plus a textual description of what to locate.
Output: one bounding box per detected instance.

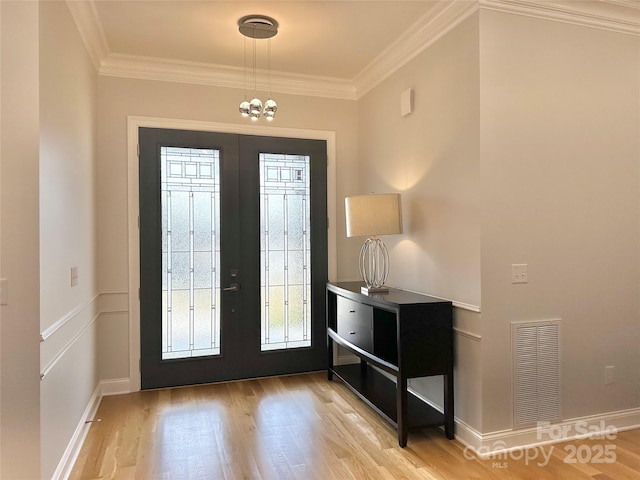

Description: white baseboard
[407,385,484,450]
[472,407,640,458]
[100,377,132,396]
[51,384,102,480]
[51,378,131,480]
[407,387,639,457]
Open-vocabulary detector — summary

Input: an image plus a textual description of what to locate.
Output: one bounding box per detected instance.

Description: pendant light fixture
[238,15,278,121]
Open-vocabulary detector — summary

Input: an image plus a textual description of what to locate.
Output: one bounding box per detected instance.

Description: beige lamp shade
[345,194,403,238]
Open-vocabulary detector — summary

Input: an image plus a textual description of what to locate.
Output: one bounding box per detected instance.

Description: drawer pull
[349,331,356,335]
[349,310,356,313]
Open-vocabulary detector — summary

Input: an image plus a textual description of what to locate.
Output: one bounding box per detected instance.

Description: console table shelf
[326,281,454,447]
[331,364,446,429]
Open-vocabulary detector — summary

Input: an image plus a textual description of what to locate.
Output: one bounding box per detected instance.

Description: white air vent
[512,320,561,428]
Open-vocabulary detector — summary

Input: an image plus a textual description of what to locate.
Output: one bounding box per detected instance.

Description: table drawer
[337,296,373,353]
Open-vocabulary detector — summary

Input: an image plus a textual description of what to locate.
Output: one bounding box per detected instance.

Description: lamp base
[361,285,389,294]
[358,237,390,293]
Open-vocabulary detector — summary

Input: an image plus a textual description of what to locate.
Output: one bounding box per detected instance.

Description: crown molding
[480,0,640,35]
[99,53,357,100]
[65,0,109,70]
[353,1,478,99]
[68,0,639,101]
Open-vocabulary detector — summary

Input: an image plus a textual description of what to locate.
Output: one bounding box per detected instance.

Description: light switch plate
[400,88,413,117]
[71,267,78,287]
[0,278,7,305]
[512,264,528,284]
[605,365,614,385]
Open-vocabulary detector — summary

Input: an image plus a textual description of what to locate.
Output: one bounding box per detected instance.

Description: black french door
[139,128,327,389]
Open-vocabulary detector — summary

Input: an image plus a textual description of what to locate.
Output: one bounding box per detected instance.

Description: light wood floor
[70,372,640,479]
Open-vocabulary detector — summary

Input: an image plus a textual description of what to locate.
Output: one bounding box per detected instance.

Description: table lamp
[345,193,403,293]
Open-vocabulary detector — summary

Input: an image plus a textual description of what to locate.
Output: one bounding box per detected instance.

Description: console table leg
[327,335,334,381]
[360,358,368,377]
[397,376,408,447]
[444,372,454,440]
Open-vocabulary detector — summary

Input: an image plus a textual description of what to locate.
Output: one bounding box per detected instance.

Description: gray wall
[479,8,640,433]
[356,13,483,432]
[0,2,42,478]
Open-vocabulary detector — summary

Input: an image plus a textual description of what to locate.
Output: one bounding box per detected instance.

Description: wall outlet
[605,365,614,385]
[70,267,78,287]
[512,264,528,283]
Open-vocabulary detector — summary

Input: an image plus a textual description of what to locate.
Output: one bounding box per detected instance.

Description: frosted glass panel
[161,147,221,359]
[260,154,311,351]
[193,192,212,251]
[171,252,189,290]
[170,191,190,253]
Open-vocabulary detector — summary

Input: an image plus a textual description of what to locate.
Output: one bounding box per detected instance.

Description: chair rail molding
[40,292,100,342]
[39,291,130,380]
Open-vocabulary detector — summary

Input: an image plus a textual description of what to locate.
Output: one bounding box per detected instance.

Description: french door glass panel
[260,153,311,351]
[161,146,221,359]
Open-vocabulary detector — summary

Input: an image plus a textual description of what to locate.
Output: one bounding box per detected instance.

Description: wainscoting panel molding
[40,293,100,342]
[98,290,129,314]
[40,294,100,379]
[46,291,131,480]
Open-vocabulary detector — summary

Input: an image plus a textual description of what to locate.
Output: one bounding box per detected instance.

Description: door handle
[223,283,239,292]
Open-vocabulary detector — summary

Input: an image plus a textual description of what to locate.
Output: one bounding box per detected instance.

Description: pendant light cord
[253,27,257,97]
[243,36,247,100]
[268,38,272,99]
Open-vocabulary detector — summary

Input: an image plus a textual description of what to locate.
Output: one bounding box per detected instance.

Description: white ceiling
[93,0,440,80]
[72,0,478,98]
[72,1,639,99]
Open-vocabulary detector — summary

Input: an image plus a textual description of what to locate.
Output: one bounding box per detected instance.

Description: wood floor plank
[70,372,640,479]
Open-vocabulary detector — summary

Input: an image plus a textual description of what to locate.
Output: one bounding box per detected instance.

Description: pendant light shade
[249,97,263,115]
[239,100,250,117]
[263,99,277,120]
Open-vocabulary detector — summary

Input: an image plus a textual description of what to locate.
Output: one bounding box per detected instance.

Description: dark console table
[326,281,454,447]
